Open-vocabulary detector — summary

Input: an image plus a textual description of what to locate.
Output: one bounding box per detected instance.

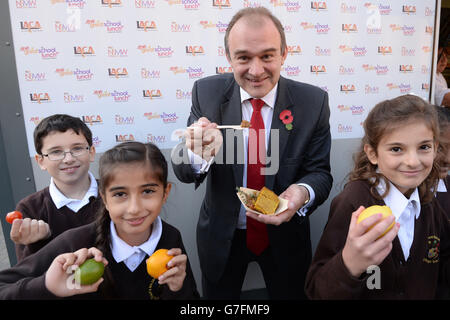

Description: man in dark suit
[171,7,332,299]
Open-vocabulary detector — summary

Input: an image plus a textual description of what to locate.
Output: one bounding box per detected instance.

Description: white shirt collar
[109,216,162,272]
[240,83,278,109]
[437,179,448,193]
[375,179,421,221]
[376,179,420,260]
[49,171,98,212]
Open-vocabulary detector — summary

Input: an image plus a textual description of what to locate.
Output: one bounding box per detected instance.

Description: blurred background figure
[435,46,450,108]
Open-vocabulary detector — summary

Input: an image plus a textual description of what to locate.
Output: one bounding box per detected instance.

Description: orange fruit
[357,205,395,238]
[146,249,173,278]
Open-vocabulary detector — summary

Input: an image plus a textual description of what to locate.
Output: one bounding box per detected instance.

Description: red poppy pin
[279,109,293,131]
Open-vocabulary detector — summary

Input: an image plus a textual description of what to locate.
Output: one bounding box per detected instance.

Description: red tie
[246,98,269,256]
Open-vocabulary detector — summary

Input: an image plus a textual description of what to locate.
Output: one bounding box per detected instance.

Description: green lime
[75,258,105,285]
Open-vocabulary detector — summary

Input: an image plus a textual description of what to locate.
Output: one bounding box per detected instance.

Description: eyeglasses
[42,146,90,161]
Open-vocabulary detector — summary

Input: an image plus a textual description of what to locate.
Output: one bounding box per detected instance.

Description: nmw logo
[25,71,46,81]
[16,0,37,8]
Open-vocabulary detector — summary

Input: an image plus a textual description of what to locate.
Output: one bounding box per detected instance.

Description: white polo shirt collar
[109,216,162,272]
[376,179,420,260]
[49,171,98,212]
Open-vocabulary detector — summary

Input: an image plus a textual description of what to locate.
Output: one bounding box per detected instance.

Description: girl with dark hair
[0,141,199,300]
[306,94,450,299]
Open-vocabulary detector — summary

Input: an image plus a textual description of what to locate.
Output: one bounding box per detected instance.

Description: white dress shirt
[188,85,315,228]
[376,180,421,261]
[49,171,98,212]
[434,72,450,106]
[109,216,162,272]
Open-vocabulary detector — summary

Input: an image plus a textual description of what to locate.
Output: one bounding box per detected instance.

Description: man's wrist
[296,184,314,217]
[188,148,215,174]
[301,186,310,206]
[298,184,311,207]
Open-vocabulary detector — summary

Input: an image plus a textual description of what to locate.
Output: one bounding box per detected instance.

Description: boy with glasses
[8,114,101,262]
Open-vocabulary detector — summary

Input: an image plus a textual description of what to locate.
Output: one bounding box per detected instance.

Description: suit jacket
[172,73,332,285]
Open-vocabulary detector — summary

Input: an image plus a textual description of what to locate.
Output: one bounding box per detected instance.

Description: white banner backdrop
[9,0,437,155]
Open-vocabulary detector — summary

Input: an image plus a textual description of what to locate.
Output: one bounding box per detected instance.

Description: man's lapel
[266,77,293,190]
[219,80,244,187]
[220,80,242,126]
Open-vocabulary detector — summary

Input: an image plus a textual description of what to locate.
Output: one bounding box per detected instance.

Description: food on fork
[240,120,251,128]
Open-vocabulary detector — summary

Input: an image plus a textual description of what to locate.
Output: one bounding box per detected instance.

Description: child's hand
[45,247,108,297]
[10,218,50,245]
[157,248,187,292]
[342,206,400,278]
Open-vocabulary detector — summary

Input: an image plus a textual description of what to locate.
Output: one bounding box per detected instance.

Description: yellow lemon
[357,205,395,238]
[146,249,173,279]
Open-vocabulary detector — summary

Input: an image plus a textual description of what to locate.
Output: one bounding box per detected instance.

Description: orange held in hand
[5,211,23,224]
[357,205,395,238]
[146,249,173,279]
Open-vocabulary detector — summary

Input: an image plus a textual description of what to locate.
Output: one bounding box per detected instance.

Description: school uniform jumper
[14,186,101,262]
[0,221,200,300]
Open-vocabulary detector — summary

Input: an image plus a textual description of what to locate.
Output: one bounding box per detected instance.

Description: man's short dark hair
[33,114,93,154]
[224,7,286,59]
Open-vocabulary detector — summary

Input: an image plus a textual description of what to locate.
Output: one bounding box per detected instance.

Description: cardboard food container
[236,187,289,216]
